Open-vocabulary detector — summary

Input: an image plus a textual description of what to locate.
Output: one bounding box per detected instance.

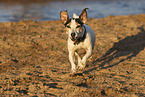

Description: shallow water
[0,0,145,22]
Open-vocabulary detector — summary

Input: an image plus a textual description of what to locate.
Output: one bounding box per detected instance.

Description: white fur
[67,22,96,74]
[73,13,79,18]
[60,9,96,74]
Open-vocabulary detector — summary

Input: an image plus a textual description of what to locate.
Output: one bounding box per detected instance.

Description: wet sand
[0,14,145,96]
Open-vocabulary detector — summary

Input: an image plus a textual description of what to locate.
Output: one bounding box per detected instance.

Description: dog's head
[60,8,88,41]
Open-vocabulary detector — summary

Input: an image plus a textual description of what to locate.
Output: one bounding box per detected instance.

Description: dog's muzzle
[71,32,84,45]
[70,26,86,45]
[71,33,76,41]
[71,33,75,38]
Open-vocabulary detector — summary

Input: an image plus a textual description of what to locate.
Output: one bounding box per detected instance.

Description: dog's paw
[77,66,85,71]
[77,62,85,70]
[70,68,77,75]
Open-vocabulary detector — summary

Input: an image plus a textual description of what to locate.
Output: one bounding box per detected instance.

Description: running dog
[60,8,96,74]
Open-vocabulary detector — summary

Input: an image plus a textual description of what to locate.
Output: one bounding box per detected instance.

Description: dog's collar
[73,25,87,45]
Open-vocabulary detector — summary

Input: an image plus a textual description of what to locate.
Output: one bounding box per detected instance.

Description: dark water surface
[0,0,145,22]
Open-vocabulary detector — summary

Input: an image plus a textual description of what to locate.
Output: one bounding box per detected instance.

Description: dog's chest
[74,42,85,49]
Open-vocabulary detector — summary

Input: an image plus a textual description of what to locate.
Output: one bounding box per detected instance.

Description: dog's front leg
[69,51,77,74]
[80,48,92,69]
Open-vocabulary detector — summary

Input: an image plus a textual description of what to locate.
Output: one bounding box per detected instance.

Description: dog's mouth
[71,36,84,45]
[71,36,82,40]
[71,36,77,41]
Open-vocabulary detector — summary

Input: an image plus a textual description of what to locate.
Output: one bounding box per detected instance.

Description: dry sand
[0,14,145,96]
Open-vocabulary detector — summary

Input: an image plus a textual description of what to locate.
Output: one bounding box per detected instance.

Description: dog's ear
[79,8,89,23]
[60,10,69,25]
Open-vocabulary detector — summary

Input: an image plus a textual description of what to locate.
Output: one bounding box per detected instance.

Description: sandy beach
[0,14,145,96]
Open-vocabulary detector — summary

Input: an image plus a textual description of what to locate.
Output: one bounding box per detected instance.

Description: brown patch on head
[65,19,71,28]
[65,21,71,32]
[75,18,84,32]
[64,19,72,33]
[63,18,84,32]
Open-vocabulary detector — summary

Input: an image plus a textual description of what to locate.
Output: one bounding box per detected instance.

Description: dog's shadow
[84,26,145,73]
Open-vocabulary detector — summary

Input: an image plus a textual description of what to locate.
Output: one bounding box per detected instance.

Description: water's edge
[0,0,145,22]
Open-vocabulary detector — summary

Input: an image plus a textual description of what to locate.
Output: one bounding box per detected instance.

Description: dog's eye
[66,25,71,28]
[76,25,81,28]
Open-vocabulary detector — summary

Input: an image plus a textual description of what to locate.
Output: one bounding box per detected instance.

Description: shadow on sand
[84,25,145,73]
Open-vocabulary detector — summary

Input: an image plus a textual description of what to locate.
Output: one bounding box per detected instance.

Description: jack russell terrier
[60,8,96,75]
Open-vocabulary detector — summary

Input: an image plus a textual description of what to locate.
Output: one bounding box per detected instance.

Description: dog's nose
[71,33,76,37]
